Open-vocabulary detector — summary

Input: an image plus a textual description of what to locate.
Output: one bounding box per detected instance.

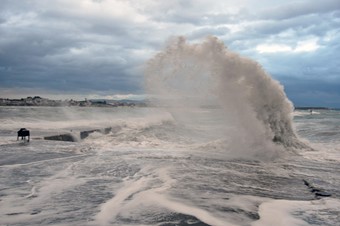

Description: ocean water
[0,106,339,226]
[1,37,339,226]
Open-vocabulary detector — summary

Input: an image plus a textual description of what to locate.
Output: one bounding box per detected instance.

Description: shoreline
[0,96,147,108]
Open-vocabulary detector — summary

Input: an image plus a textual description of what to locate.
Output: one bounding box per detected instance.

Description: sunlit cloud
[294,38,320,52]
[256,44,293,53]
[256,38,320,53]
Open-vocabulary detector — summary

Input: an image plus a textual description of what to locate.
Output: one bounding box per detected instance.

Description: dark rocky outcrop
[303,179,332,198]
[44,134,77,142]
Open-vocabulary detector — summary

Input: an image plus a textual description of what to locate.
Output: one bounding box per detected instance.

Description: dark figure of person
[17,128,30,142]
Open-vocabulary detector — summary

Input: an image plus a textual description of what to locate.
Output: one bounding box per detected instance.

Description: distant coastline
[1,96,338,110]
[0,96,147,107]
[294,107,337,110]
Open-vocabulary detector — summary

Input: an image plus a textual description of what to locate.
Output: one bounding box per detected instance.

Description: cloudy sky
[0,0,339,107]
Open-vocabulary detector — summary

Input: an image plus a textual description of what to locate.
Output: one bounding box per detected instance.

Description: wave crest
[145,36,306,158]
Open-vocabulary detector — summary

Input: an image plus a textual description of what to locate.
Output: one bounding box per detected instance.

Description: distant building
[33,96,43,105]
[25,96,34,105]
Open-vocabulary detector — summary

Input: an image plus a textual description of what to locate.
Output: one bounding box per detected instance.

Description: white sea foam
[252,198,340,226]
[1,106,339,225]
[292,110,321,117]
[95,166,235,226]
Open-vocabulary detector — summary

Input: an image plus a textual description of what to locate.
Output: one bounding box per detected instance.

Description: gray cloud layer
[0,0,339,106]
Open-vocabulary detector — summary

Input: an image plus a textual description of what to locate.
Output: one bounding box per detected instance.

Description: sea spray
[145,36,305,158]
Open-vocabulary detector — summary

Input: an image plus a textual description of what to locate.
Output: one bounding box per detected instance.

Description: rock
[44,134,77,142]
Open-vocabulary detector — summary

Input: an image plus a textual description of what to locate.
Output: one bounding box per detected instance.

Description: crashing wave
[145,36,307,157]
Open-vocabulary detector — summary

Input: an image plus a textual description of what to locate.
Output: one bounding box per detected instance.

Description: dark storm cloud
[0,0,154,95]
[281,77,340,108]
[0,0,339,106]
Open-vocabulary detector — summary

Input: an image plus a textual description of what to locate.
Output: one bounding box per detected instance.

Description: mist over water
[146,36,304,159]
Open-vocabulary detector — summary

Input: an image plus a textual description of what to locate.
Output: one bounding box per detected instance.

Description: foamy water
[1,106,340,226]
